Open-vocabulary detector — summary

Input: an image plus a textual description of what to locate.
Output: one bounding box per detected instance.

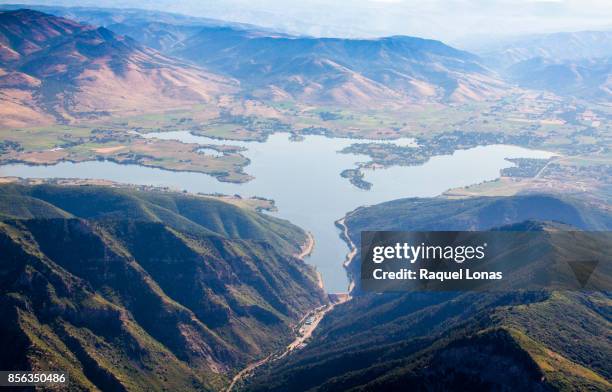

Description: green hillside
[344,194,612,288]
[0,184,304,254]
[0,184,327,391]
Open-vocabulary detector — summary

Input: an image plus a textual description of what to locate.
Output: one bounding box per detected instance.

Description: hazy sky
[4,0,612,43]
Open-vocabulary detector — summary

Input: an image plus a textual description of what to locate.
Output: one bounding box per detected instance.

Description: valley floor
[227,296,351,392]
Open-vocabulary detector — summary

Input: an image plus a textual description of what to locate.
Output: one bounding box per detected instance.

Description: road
[534,157,555,179]
[225,300,346,391]
[225,231,350,392]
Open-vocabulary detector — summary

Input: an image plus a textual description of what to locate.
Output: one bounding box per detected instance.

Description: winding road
[225,302,343,391]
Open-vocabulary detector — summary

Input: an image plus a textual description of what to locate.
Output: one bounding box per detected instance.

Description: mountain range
[78,8,507,105]
[2,6,611,129]
[1,187,610,391]
[0,7,508,129]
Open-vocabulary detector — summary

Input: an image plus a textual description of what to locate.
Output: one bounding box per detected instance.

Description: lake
[0,132,554,292]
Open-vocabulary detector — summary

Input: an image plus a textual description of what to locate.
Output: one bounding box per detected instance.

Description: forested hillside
[0,184,326,391]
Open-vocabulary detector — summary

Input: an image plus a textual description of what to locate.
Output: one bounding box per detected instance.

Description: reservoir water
[0,132,554,292]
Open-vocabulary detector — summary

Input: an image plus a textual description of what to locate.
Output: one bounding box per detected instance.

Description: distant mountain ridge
[49,4,507,105]
[473,31,612,67]
[0,4,276,52]
[469,30,612,101]
[0,6,508,115]
[0,9,235,128]
[167,28,506,105]
[506,56,612,101]
[0,4,268,34]
[2,5,608,123]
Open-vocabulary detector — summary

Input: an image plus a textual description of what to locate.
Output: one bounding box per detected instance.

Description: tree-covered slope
[245,194,611,392]
[0,184,327,391]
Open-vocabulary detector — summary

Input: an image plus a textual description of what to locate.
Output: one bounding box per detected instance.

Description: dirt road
[225,300,346,391]
[226,222,357,391]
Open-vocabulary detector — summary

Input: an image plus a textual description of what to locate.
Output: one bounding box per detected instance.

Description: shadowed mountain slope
[245,194,611,392]
[0,184,326,391]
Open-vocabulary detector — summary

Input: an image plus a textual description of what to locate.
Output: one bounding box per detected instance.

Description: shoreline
[295,231,325,290]
[226,227,354,391]
[335,208,361,294]
[295,231,315,260]
[0,156,253,184]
